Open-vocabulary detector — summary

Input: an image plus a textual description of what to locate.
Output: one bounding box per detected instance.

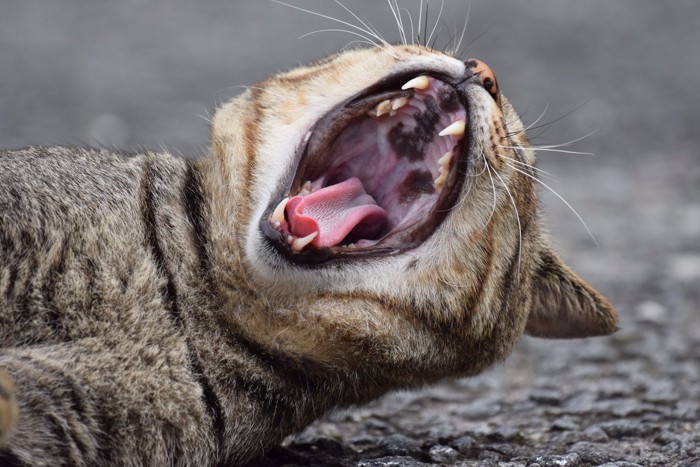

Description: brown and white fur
[0,45,616,465]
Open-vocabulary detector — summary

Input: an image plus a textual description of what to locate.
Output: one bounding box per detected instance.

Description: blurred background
[2,1,699,464]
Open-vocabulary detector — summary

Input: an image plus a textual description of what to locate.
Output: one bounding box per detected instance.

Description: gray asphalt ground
[2,2,699,466]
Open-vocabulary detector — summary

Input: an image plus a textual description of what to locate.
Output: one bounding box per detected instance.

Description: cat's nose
[465,59,499,103]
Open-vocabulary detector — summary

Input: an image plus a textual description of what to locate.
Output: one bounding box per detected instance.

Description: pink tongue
[285,177,388,247]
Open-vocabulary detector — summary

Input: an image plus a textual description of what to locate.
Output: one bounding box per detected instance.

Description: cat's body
[0,46,616,465]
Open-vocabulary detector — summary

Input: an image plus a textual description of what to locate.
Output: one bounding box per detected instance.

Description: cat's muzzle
[261,64,497,265]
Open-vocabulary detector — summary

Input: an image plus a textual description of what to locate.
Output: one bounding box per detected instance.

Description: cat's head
[206,45,617,387]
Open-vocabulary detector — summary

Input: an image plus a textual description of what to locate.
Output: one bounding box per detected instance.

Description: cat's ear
[526,249,618,338]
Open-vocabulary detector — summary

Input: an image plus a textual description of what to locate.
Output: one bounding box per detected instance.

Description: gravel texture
[2,2,699,466]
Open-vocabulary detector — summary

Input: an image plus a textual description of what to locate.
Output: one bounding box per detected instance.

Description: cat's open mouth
[262,72,469,263]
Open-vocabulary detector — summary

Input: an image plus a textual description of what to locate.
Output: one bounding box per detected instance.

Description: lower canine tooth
[300,181,312,196]
[292,232,317,252]
[439,120,466,137]
[401,76,430,90]
[271,197,289,223]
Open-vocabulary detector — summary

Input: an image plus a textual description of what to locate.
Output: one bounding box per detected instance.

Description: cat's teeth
[401,76,430,91]
[434,171,448,193]
[300,181,312,196]
[271,197,289,224]
[291,232,317,252]
[438,120,466,137]
[438,150,453,170]
[391,97,408,110]
[375,100,393,117]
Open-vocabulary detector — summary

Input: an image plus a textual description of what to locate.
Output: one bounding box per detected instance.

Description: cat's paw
[0,369,18,445]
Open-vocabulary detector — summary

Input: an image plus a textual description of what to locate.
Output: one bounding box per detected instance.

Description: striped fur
[0,46,616,465]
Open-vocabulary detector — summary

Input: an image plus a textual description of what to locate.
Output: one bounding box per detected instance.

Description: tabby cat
[0,44,617,465]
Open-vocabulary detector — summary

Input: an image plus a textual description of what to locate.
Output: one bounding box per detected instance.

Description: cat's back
[0,147,146,231]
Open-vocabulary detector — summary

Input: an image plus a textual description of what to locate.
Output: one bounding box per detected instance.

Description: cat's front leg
[0,339,218,466]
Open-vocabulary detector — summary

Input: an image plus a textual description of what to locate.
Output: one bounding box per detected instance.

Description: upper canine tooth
[439,120,466,137]
[401,76,430,91]
[300,181,312,196]
[375,100,393,117]
[271,197,289,224]
[391,97,408,110]
[291,231,317,252]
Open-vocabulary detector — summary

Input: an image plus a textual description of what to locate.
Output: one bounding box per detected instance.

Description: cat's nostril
[465,58,499,103]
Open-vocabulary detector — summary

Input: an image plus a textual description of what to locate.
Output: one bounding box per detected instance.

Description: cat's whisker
[535,128,600,149]
[497,154,556,181]
[482,154,499,230]
[388,0,408,46]
[460,19,497,60]
[498,145,595,156]
[340,40,379,52]
[220,85,288,100]
[506,163,598,245]
[521,99,592,134]
[271,0,394,52]
[298,30,398,58]
[492,168,523,275]
[453,1,472,57]
[364,21,393,51]
[444,154,491,213]
[522,102,550,132]
[417,0,424,45]
[334,1,392,50]
[426,0,445,48]
[399,7,415,47]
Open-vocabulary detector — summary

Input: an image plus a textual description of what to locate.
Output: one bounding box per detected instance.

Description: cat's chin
[260,71,475,265]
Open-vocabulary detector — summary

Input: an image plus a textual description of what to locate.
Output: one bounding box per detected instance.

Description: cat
[0,43,617,465]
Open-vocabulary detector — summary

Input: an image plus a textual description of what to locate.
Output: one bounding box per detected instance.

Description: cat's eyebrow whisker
[492,168,523,276]
[426,0,445,48]
[298,30,399,58]
[364,21,393,52]
[341,40,379,52]
[506,163,598,245]
[219,85,288,99]
[417,0,424,45]
[334,1,392,49]
[498,145,595,156]
[399,7,415,46]
[271,0,393,51]
[453,1,471,57]
[386,0,408,46]
[461,18,497,59]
